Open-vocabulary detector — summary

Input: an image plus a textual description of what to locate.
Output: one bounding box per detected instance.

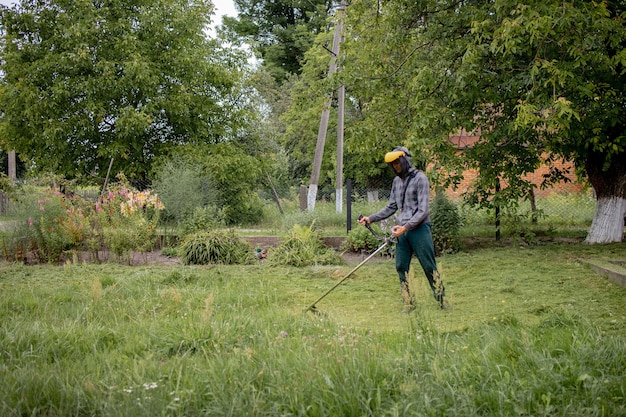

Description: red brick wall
[444,132,584,200]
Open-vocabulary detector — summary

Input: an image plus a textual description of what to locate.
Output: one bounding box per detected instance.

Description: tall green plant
[180,230,254,265]
[174,143,265,225]
[21,190,91,263]
[152,158,217,225]
[431,192,462,255]
[341,226,382,253]
[96,176,163,262]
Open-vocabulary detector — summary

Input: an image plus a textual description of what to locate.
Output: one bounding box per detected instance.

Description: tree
[0,148,26,178]
[342,0,625,243]
[220,0,334,82]
[277,27,371,189]
[0,0,246,181]
[243,69,294,201]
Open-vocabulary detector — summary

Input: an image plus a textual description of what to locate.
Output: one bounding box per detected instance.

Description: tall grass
[1,242,624,416]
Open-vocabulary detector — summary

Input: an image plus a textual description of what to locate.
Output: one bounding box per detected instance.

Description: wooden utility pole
[308,0,346,212]
[8,150,16,180]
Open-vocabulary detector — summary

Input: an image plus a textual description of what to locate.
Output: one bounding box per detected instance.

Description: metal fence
[311,178,596,231]
[0,192,9,216]
[0,177,596,231]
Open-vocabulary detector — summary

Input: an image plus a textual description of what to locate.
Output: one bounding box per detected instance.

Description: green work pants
[395,222,442,300]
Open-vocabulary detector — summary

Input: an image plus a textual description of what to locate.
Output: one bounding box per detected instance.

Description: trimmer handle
[358,214,376,235]
[358,214,397,244]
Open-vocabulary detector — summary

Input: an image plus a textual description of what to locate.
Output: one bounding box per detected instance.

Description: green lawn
[1,242,625,416]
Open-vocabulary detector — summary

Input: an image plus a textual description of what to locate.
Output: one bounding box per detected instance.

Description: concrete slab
[584,259,626,287]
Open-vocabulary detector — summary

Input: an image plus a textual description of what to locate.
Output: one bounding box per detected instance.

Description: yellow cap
[384,150,405,163]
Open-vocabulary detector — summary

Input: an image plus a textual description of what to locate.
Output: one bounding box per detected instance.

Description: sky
[211,0,237,22]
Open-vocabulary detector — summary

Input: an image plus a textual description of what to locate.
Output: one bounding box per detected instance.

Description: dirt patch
[127,251,182,266]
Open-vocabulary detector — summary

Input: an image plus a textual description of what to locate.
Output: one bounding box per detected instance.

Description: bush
[430,192,462,255]
[500,209,539,245]
[268,223,344,267]
[220,194,264,226]
[152,158,218,227]
[178,205,227,237]
[341,226,383,253]
[180,230,254,265]
[21,189,92,263]
[94,175,163,262]
[154,147,265,226]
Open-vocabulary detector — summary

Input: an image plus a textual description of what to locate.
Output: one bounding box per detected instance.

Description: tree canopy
[0,0,246,180]
[338,0,625,242]
[220,0,334,82]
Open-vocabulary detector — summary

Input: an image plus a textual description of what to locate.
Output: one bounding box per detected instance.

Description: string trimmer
[304,215,394,313]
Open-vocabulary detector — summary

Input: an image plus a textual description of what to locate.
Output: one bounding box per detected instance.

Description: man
[358,146,446,312]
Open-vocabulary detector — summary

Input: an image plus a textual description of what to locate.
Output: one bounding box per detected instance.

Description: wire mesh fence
[0,176,596,235]
[315,179,595,232]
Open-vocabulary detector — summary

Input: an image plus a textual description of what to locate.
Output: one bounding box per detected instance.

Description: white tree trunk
[307,184,317,212]
[335,187,343,213]
[367,190,379,203]
[584,195,626,244]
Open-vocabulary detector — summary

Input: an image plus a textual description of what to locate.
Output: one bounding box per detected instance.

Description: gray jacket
[368,167,431,230]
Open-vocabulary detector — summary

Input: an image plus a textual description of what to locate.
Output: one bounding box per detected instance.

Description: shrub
[178,205,227,237]
[154,148,266,226]
[22,190,92,263]
[500,209,539,245]
[180,230,254,265]
[268,223,344,267]
[341,226,383,253]
[219,194,264,226]
[95,175,163,262]
[152,159,217,225]
[430,192,462,255]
